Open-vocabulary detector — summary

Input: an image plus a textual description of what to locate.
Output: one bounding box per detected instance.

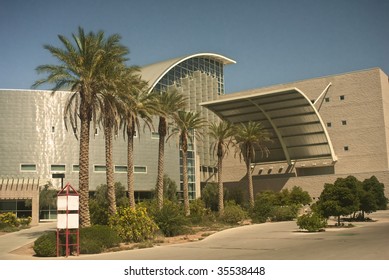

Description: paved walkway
[0,221,56,260]
[1,211,389,260]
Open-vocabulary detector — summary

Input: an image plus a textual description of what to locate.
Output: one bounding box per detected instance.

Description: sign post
[57,183,79,257]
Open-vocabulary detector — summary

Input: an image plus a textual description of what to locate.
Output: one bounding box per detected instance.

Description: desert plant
[109,206,159,242]
[219,202,247,225]
[297,212,327,232]
[270,205,299,221]
[33,231,57,257]
[0,212,19,228]
[79,225,121,254]
[150,200,190,237]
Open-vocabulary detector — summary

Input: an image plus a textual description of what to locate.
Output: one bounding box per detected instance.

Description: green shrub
[18,217,32,227]
[33,231,57,257]
[79,225,121,254]
[220,202,247,225]
[189,199,215,225]
[271,205,299,222]
[250,198,274,223]
[109,206,159,242]
[151,200,190,237]
[201,183,219,211]
[297,212,327,232]
[0,212,19,228]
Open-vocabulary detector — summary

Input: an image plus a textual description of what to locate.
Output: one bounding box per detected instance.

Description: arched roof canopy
[200,88,337,165]
[140,53,236,91]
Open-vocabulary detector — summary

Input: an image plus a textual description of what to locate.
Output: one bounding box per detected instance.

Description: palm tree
[209,120,235,215]
[100,65,140,216]
[154,89,187,210]
[119,76,157,208]
[169,111,206,216]
[33,27,129,227]
[234,121,271,208]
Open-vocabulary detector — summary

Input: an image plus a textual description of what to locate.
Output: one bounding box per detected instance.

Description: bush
[220,202,247,225]
[250,195,275,223]
[0,212,19,228]
[201,183,219,211]
[297,212,327,232]
[189,199,215,225]
[33,231,57,257]
[79,225,121,254]
[150,200,190,237]
[109,206,159,242]
[271,205,299,222]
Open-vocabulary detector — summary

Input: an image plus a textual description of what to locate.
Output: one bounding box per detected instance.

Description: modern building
[201,67,389,201]
[0,53,235,221]
[1,52,389,221]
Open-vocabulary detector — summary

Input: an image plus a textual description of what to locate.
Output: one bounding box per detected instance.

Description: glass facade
[154,56,226,199]
[0,199,32,218]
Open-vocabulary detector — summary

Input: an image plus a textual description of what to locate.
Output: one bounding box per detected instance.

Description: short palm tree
[169,111,206,216]
[119,76,157,208]
[33,27,129,227]
[154,89,187,210]
[234,121,271,208]
[209,120,235,215]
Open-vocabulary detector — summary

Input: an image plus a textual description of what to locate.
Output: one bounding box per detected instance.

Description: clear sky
[0,0,388,93]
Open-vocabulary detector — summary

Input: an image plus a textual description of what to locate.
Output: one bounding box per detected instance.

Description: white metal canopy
[200,88,337,165]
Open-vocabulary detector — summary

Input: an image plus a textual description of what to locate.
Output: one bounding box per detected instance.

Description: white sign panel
[57,196,67,211]
[57,196,79,211]
[57,214,79,229]
[67,196,79,210]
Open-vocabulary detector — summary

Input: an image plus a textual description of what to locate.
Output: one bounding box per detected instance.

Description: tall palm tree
[154,89,187,210]
[209,120,235,215]
[100,65,140,216]
[234,121,271,208]
[32,27,129,227]
[169,111,206,216]
[119,76,157,208]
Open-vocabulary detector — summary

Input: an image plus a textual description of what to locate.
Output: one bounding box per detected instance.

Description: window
[344,146,349,151]
[325,97,330,102]
[340,95,345,101]
[134,166,147,173]
[72,165,79,172]
[20,164,36,172]
[51,126,55,133]
[327,122,332,127]
[94,128,99,136]
[94,165,106,172]
[151,132,160,139]
[51,164,65,172]
[115,165,127,173]
[342,120,347,125]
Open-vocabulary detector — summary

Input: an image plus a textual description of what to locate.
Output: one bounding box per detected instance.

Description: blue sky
[0,0,388,93]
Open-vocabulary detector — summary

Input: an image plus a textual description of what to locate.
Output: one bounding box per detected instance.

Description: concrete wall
[221,68,389,202]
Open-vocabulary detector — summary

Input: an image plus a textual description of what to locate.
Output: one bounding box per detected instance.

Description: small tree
[362,176,388,210]
[289,186,312,206]
[316,176,360,225]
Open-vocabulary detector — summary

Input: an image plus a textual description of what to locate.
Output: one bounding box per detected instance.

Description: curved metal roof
[140,53,236,91]
[200,88,337,165]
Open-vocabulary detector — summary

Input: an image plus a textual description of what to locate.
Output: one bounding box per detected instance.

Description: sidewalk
[0,221,56,260]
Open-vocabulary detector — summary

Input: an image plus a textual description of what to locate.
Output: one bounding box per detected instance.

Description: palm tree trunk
[78,108,91,228]
[182,134,190,216]
[218,154,224,215]
[156,117,166,210]
[104,122,116,216]
[127,126,136,209]
[246,156,254,208]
